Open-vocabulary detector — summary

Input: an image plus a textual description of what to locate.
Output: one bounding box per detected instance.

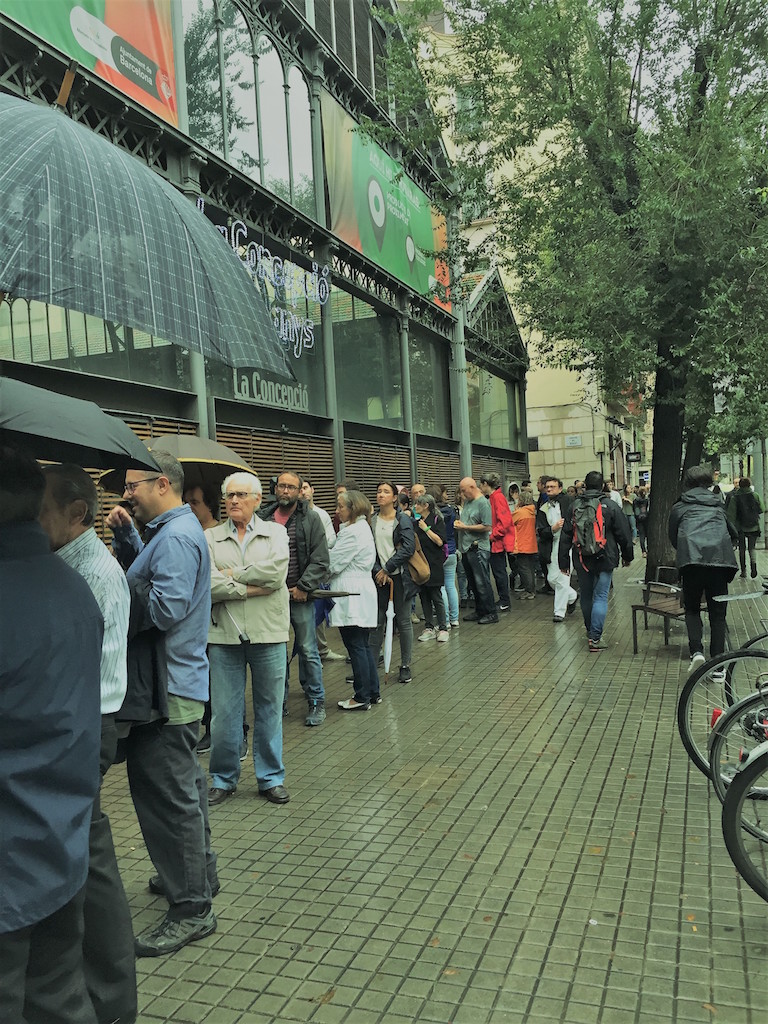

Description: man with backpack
[726,476,763,578]
[559,470,634,652]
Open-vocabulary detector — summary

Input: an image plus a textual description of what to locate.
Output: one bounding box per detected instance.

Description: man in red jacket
[480,473,516,612]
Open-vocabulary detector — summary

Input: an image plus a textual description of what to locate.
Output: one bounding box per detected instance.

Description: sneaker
[321,650,346,662]
[398,665,412,684]
[418,627,437,642]
[553,615,565,623]
[522,593,535,601]
[588,638,607,652]
[197,732,211,753]
[463,612,479,622]
[497,603,511,612]
[239,739,248,762]
[134,910,217,958]
[450,620,459,628]
[688,652,706,673]
[710,669,727,683]
[370,694,383,705]
[337,697,370,711]
[437,629,449,642]
[410,612,421,624]
[305,700,326,726]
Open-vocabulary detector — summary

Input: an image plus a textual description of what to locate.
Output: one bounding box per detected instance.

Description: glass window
[256,37,291,201]
[409,328,451,438]
[467,363,511,448]
[223,8,260,180]
[181,0,226,159]
[332,292,403,429]
[287,65,315,217]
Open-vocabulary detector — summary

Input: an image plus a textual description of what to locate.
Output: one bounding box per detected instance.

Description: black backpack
[735,491,761,530]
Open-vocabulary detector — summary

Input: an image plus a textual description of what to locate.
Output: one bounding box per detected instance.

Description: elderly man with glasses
[106,452,218,959]
[205,472,291,806]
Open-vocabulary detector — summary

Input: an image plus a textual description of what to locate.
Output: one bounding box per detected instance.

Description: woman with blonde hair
[328,490,380,710]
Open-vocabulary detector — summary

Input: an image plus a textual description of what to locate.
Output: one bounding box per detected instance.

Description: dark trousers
[516,552,538,595]
[680,565,731,658]
[370,572,413,669]
[637,519,648,553]
[126,720,217,920]
[462,548,496,618]
[0,887,97,1024]
[340,625,379,703]
[738,532,758,574]
[490,551,511,604]
[420,584,447,629]
[83,715,136,1024]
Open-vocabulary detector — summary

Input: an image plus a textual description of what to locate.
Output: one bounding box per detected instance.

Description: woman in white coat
[330,489,380,710]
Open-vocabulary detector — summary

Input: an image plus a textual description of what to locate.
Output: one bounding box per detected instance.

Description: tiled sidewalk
[104,561,768,1024]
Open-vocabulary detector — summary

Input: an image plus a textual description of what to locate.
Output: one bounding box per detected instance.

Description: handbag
[407,530,431,585]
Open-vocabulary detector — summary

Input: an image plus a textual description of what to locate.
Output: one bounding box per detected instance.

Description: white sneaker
[437,630,449,642]
[710,669,727,683]
[418,627,437,642]
[688,652,706,673]
[321,650,346,662]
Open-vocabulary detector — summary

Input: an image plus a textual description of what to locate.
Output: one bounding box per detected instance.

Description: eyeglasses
[123,476,160,494]
[224,491,255,501]
[276,482,299,491]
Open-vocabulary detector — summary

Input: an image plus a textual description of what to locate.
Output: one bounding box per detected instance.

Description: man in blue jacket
[0,447,102,1023]
[107,451,218,957]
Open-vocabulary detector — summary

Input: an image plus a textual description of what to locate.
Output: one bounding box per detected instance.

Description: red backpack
[572,497,608,568]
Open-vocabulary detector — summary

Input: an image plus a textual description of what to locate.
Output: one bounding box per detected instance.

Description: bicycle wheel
[708,691,768,815]
[677,649,768,776]
[721,743,768,903]
[725,631,768,702]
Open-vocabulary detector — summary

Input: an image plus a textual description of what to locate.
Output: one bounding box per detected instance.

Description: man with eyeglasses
[106,452,219,959]
[259,471,330,726]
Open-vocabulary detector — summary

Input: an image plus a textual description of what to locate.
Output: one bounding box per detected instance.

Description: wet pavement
[104,560,768,1024]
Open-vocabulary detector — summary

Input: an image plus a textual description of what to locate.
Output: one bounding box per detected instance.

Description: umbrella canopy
[0,93,291,377]
[99,434,252,494]
[383,580,395,679]
[0,377,160,471]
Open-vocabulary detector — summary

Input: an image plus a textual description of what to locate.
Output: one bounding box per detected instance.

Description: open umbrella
[99,434,252,494]
[382,579,395,682]
[0,377,160,471]
[0,92,290,378]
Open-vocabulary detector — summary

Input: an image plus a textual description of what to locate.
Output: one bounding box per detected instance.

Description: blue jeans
[441,553,459,623]
[456,554,468,600]
[340,625,379,703]
[287,600,324,704]
[575,567,613,641]
[462,547,495,618]
[209,642,286,792]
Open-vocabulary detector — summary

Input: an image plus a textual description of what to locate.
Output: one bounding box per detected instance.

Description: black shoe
[148,875,220,898]
[477,615,499,624]
[553,615,565,623]
[567,596,579,614]
[752,564,759,579]
[537,585,555,595]
[370,695,383,705]
[497,603,510,612]
[463,612,479,622]
[398,665,412,684]
[134,910,217,958]
[197,732,211,753]
[282,705,289,718]
[208,787,235,806]
[459,598,468,609]
[260,785,290,804]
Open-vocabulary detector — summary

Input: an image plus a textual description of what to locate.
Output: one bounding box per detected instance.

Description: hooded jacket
[558,489,633,572]
[668,487,738,576]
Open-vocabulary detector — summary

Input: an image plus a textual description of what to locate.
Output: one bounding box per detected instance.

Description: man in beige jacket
[205,472,291,806]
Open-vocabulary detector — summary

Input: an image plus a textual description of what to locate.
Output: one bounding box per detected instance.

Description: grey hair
[222,471,262,496]
[414,492,437,514]
[42,463,98,526]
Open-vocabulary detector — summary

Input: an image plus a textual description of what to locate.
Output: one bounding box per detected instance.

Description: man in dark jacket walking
[559,470,633,651]
[259,471,330,726]
[669,464,738,673]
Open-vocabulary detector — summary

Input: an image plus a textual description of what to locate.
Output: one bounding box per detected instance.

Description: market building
[0,0,528,510]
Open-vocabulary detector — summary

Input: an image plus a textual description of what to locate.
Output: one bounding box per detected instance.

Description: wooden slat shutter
[415,448,461,496]
[344,440,412,506]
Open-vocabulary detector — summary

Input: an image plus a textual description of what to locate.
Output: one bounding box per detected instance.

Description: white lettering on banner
[199,200,331,361]
[232,369,310,412]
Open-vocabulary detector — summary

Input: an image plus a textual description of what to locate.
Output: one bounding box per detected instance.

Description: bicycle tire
[677,649,768,776]
[726,631,768,702]
[708,691,768,820]
[721,744,768,903]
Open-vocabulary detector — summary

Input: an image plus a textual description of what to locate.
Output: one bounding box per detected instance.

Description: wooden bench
[631,581,686,655]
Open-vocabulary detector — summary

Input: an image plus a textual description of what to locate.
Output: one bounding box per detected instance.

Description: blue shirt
[0,522,102,932]
[112,504,211,702]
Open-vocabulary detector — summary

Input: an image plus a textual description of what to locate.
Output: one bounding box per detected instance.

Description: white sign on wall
[565,434,583,448]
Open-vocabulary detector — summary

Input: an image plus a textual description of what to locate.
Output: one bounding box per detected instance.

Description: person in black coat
[413,494,449,642]
[668,464,738,673]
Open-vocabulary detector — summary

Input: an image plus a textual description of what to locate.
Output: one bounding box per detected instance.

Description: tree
[378,0,768,576]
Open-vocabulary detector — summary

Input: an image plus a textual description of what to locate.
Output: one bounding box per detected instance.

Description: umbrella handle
[389,579,394,601]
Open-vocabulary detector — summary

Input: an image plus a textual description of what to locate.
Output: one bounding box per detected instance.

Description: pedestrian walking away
[559,470,633,651]
[727,476,763,579]
[669,464,738,672]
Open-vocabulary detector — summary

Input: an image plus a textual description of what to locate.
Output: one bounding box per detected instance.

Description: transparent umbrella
[383,580,395,682]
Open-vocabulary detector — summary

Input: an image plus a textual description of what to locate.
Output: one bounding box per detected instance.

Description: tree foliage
[380,0,768,572]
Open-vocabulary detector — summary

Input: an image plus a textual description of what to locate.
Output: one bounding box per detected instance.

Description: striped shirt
[57,528,130,715]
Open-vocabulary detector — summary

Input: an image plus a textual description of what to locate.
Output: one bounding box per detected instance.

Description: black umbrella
[0,93,290,378]
[0,377,161,471]
[99,434,253,494]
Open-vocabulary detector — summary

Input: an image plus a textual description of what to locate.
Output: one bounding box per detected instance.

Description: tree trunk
[682,430,705,476]
[646,343,685,581]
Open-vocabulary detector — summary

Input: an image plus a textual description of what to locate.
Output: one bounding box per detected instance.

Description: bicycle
[707,688,768,818]
[721,740,768,902]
